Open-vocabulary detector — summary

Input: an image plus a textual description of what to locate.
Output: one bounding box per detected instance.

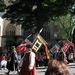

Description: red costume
[19,51,36,75]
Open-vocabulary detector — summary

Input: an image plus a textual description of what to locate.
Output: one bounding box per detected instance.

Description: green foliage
[54,14,75,41]
[1,0,75,32]
[0,0,6,12]
[51,0,56,2]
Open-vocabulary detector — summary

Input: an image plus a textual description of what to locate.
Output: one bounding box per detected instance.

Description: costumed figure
[19,44,36,75]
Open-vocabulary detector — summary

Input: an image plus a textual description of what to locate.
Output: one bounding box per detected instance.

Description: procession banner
[73,47,75,57]
[32,38,42,52]
[61,40,74,52]
[32,34,48,52]
[32,34,50,59]
[50,43,60,54]
[17,38,32,53]
[44,44,50,59]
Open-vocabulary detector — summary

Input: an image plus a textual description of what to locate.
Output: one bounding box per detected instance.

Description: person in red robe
[19,44,36,75]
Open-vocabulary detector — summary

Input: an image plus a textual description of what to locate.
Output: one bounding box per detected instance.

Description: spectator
[17,52,22,70]
[45,59,71,75]
[1,54,7,69]
[55,51,68,67]
[35,52,41,67]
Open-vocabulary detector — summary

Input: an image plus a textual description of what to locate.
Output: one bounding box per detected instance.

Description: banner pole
[26,34,32,39]
[32,28,43,44]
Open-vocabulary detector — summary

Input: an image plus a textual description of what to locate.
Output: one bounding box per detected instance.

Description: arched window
[6,24,15,35]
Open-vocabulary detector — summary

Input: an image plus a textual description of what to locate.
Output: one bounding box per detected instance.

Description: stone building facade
[0,12,23,49]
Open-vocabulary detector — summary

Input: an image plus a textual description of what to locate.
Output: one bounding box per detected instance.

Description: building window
[6,24,15,35]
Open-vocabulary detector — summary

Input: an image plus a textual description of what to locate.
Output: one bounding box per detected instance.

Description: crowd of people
[0,44,73,75]
[0,45,36,75]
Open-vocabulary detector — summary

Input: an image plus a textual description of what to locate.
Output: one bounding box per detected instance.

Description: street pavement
[68,62,75,75]
[0,63,75,75]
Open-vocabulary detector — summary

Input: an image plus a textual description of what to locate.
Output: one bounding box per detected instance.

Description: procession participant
[56,51,68,66]
[19,44,36,75]
[6,46,18,75]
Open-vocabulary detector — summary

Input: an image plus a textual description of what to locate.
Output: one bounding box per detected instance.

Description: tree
[54,14,75,41]
[0,0,6,12]
[2,0,75,33]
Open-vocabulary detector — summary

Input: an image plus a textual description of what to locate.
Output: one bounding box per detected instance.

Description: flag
[32,38,42,52]
[32,34,50,59]
[17,39,32,53]
[73,47,75,58]
[32,34,48,52]
[44,44,50,59]
[61,40,74,52]
[50,43,60,54]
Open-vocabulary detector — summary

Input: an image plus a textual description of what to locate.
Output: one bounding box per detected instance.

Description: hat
[26,44,32,48]
[11,46,16,50]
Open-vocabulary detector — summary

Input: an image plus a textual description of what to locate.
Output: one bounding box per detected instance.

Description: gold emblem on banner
[32,34,48,52]
[32,39,42,52]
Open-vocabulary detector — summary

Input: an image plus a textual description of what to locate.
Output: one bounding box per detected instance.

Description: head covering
[26,44,32,48]
[11,46,16,50]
